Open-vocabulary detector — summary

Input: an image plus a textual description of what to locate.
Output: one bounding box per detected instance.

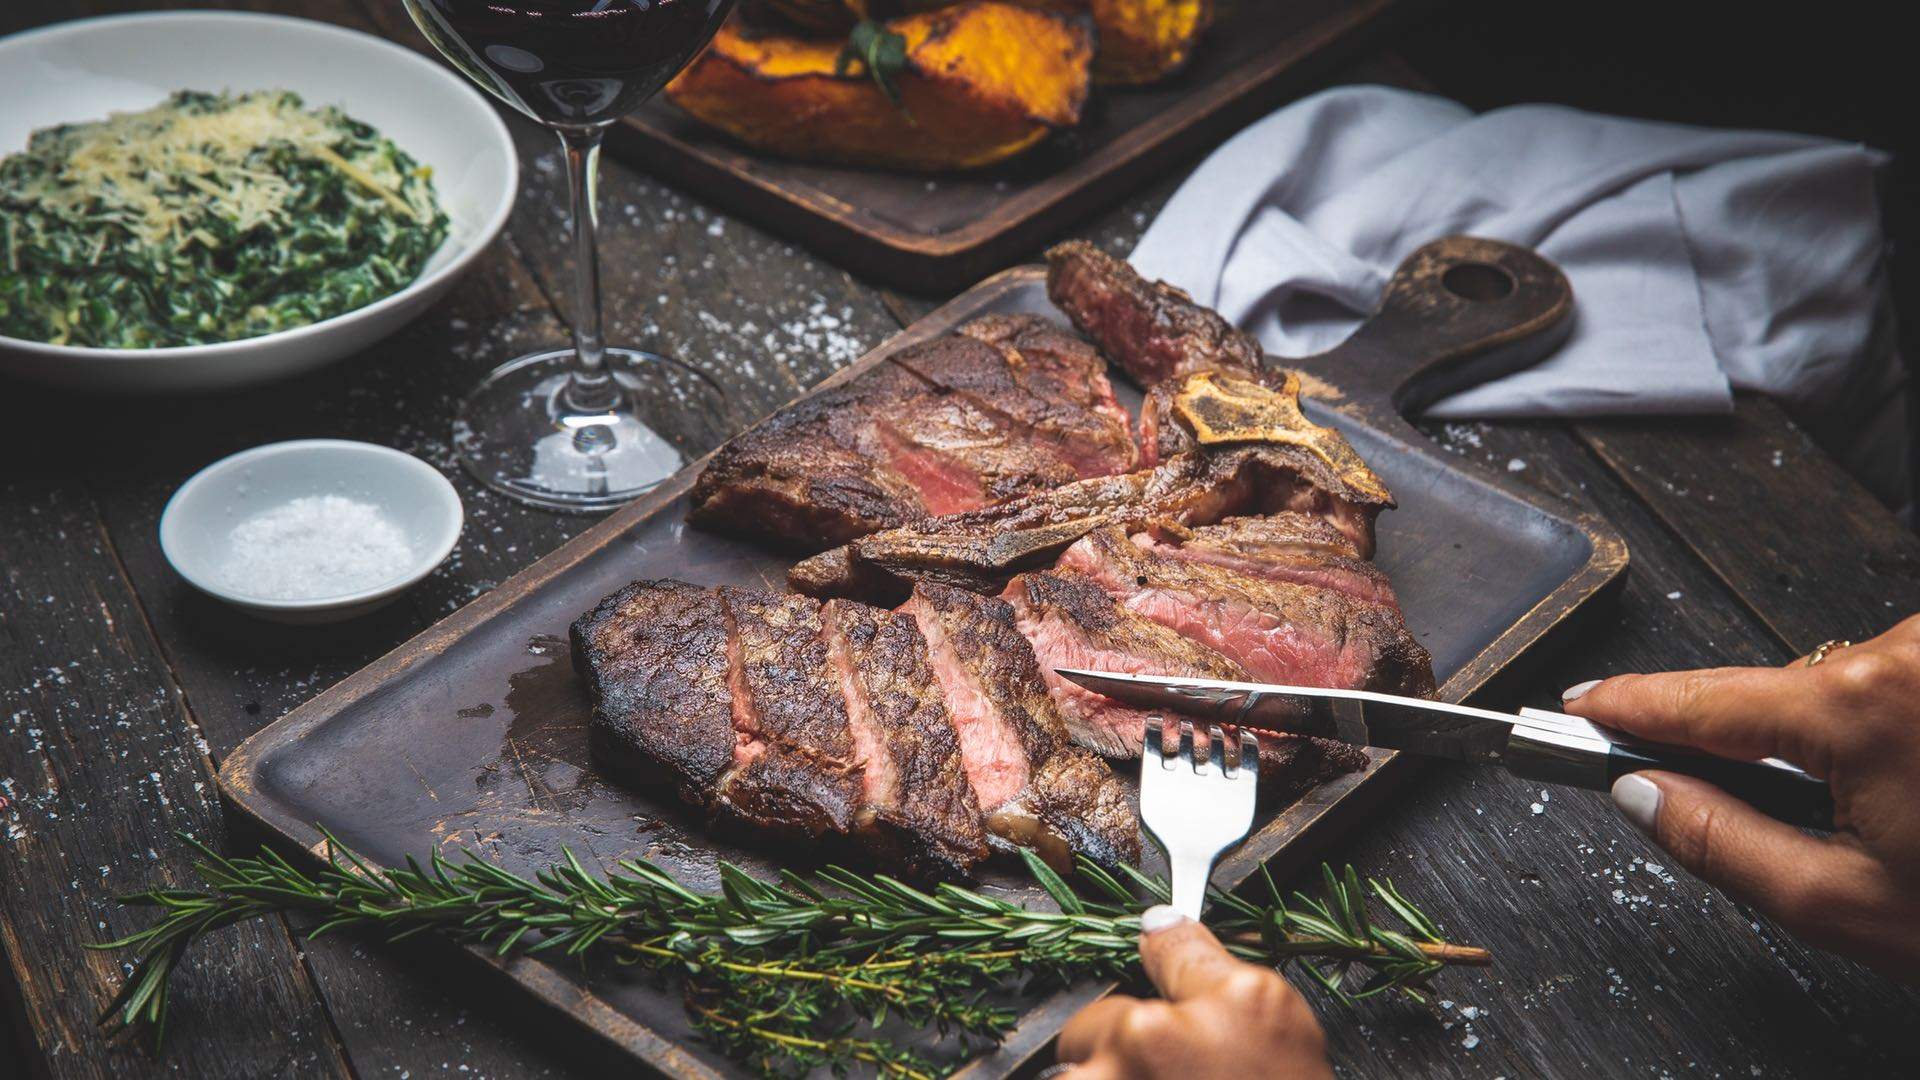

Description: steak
[1002,572,1366,801]
[1057,527,1436,697]
[822,600,991,877]
[689,320,1135,552]
[572,578,1133,876]
[1132,515,1398,608]
[789,439,1389,604]
[902,583,1140,867]
[1046,239,1265,386]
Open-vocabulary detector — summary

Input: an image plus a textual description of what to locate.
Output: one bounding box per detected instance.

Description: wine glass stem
[558,125,616,414]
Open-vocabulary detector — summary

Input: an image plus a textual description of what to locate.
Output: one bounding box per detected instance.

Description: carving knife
[1053,669,1835,831]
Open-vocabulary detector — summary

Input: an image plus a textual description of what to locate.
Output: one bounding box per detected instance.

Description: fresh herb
[0,90,448,349]
[836,19,912,112]
[96,832,1488,1078]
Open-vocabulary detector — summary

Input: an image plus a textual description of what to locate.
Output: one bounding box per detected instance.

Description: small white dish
[160,440,463,624]
[0,11,519,393]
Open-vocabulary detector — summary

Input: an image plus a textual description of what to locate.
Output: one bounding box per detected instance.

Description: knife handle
[1604,743,1836,832]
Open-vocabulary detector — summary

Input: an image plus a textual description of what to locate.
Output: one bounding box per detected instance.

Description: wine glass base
[453,348,724,513]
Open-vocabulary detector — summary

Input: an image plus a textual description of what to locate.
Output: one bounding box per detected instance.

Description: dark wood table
[4,3,1918,1077]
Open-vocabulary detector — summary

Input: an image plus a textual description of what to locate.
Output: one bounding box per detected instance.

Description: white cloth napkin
[1131,86,1908,510]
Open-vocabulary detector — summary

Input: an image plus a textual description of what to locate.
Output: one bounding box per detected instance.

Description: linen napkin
[1131,86,1907,511]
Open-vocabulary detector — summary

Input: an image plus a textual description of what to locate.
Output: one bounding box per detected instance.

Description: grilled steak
[689,319,1135,552]
[573,578,1133,876]
[1046,239,1265,386]
[901,583,1140,866]
[1057,527,1436,696]
[822,600,991,877]
[1002,572,1366,800]
[789,438,1389,604]
[1132,515,1398,608]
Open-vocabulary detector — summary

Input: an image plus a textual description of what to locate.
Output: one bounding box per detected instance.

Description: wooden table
[4,3,1918,1077]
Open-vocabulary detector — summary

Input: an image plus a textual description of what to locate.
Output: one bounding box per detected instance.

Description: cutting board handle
[1292,236,1574,423]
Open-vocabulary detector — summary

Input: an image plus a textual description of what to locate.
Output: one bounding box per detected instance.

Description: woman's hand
[1053,906,1332,1079]
[1562,613,1920,978]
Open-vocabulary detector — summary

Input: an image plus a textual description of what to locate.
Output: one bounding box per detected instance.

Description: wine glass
[402,0,736,511]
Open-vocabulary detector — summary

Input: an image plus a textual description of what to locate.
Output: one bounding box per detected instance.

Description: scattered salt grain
[1530,802,1545,815]
[1506,458,1527,472]
[1667,590,1683,600]
[220,495,414,600]
[1462,1033,1480,1050]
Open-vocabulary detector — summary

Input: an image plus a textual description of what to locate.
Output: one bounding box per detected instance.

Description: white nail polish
[1562,679,1602,702]
[1612,773,1662,835]
[1138,905,1188,935]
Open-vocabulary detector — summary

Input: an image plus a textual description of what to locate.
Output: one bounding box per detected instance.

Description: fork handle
[1164,851,1215,921]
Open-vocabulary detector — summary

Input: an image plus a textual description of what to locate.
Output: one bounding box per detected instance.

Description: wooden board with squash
[612,0,1404,289]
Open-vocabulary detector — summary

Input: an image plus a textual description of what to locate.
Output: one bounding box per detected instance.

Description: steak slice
[571,579,737,799]
[902,582,1140,867]
[790,440,1389,604]
[1002,572,1365,800]
[936,315,1137,475]
[1058,527,1436,697]
[715,588,866,839]
[1132,515,1399,608]
[690,320,1139,553]
[822,600,990,878]
[1045,239,1265,387]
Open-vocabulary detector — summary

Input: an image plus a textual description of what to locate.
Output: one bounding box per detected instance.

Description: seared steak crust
[690,319,1136,552]
[1003,572,1366,799]
[904,583,1141,866]
[789,444,1387,604]
[1058,527,1436,697]
[1045,239,1265,386]
[1133,515,1398,608]
[823,600,990,877]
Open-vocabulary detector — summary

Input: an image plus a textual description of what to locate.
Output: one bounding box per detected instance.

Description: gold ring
[1806,639,1852,666]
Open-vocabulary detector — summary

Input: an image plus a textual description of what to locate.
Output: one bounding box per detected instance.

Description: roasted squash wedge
[667,2,1094,171]
[1007,0,1212,84]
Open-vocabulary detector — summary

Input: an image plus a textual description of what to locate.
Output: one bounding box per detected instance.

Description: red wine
[405,0,734,127]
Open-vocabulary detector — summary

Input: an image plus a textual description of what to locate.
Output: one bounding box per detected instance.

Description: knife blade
[1054,668,1836,831]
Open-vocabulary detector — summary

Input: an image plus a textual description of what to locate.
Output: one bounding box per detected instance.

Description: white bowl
[0,11,518,393]
[160,440,464,624]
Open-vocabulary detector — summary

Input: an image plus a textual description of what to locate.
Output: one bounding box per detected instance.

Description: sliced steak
[571,579,738,800]
[1133,515,1399,608]
[714,588,866,839]
[902,582,1140,867]
[1045,239,1265,386]
[938,315,1137,475]
[790,440,1390,604]
[690,321,1137,553]
[1002,572,1366,800]
[1057,527,1436,697]
[822,600,990,878]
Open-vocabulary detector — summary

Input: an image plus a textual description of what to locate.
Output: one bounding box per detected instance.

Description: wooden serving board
[220,238,1626,1079]
[609,0,1403,293]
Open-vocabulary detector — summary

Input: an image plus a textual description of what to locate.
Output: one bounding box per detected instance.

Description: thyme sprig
[94,832,1487,1078]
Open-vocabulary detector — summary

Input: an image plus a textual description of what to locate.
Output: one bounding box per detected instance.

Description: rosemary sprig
[94,832,1488,1078]
[836,19,912,112]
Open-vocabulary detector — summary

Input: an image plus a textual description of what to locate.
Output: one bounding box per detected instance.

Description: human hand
[1562,614,1920,978]
[1052,905,1332,1079]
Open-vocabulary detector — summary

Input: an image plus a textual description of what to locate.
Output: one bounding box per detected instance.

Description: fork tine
[1207,726,1227,774]
[1239,730,1259,779]
[1145,716,1165,762]
[1176,721,1195,766]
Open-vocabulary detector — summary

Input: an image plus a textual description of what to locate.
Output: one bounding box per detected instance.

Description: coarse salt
[221,495,414,600]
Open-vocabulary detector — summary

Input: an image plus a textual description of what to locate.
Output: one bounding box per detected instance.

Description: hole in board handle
[1441,262,1516,302]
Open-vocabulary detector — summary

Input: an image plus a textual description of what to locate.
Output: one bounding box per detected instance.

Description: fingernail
[1562,679,1602,702]
[1612,773,1662,835]
[1138,905,1188,935]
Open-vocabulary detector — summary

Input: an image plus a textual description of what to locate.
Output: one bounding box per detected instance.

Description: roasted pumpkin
[666,2,1094,171]
[1007,0,1212,84]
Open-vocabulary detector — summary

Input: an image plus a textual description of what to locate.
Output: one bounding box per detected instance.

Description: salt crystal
[1506,458,1527,472]
[220,495,415,601]
[1530,802,1545,815]
[1462,1033,1480,1050]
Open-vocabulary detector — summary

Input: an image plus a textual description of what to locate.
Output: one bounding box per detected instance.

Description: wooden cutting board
[220,237,1625,1078]
[609,0,1404,293]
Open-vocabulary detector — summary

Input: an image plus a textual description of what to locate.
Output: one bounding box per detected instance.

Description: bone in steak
[1056,527,1436,697]
[1002,572,1367,801]
[1046,239,1265,387]
[688,317,1134,551]
[572,578,1135,876]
